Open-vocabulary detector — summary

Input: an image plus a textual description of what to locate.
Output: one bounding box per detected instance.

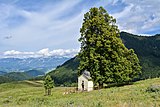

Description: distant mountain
[0,71,7,75]
[48,32,160,86]
[25,70,44,77]
[0,57,69,73]
[0,69,45,84]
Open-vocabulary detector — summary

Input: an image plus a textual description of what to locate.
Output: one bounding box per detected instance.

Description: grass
[0,78,160,107]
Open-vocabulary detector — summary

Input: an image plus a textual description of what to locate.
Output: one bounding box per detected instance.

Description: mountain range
[0,56,69,73]
[0,56,70,84]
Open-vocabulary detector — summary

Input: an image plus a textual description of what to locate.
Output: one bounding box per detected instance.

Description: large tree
[78,7,141,88]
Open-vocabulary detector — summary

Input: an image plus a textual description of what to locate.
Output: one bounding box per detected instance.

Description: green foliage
[44,75,54,95]
[44,75,54,89]
[78,7,141,87]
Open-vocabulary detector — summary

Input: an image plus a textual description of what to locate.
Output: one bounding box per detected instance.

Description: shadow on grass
[104,82,134,88]
[93,82,134,90]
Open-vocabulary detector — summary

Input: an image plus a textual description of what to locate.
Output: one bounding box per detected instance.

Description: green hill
[48,57,79,86]
[0,70,45,84]
[0,78,160,107]
[25,70,44,77]
[120,32,160,79]
[49,32,160,86]
[0,76,13,84]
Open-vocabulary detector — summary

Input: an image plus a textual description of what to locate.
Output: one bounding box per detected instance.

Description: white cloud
[110,0,160,34]
[50,49,80,56]
[37,48,50,56]
[4,50,22,55]
[2,48,79,58]
[0,0,83,51]
[0,0,160,53]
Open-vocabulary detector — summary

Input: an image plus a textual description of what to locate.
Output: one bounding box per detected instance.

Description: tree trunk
[49,89,51,95]
[99,82,103,89]
[45,88,47,95]
[47,89,51,95]
[47,89,50,95]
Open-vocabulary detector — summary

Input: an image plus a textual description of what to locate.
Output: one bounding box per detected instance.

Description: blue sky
[0,0,160,58]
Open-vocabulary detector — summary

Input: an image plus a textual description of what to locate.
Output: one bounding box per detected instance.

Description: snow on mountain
[0,56,70,73]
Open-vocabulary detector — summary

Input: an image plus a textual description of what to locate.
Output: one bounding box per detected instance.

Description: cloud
[4,50,22,55]
[110,0,160,34]
[3,48,79,58]
[0,0,160,53]
[0,0,83,51]
[50,49,80,57]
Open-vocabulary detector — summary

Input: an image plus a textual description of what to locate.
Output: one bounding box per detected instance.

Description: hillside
[0,70,45,84]
[120,32,160,78]
[49,32,160,85]
[0,78,160,107]
[48,57,79,86]
[0,76,13,84]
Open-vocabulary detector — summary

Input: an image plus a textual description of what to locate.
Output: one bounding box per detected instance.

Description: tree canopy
[78,7,141,88]
[44,75,54,95]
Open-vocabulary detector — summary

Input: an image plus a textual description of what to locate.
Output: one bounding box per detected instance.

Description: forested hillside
[48,57,79,86]
[120,32,160,78]
[49,32,160,85]
[0,70,44,84]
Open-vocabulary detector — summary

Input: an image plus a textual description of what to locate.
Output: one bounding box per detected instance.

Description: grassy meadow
[0,78,160,107]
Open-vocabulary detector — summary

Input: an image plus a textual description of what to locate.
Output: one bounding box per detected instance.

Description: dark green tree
[44,75,54,95]
[78,7,141,88]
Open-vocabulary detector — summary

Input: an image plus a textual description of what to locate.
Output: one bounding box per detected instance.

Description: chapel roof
[82,70,92,80]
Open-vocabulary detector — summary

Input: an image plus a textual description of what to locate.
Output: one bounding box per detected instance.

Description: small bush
[146,85,160,92]
[3,99,11,104]
[96,102,103,107]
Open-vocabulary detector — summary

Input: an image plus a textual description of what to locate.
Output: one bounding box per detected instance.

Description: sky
[0,0,160,58]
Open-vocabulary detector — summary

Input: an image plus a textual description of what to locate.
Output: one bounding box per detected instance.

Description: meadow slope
[0,78,160,107]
